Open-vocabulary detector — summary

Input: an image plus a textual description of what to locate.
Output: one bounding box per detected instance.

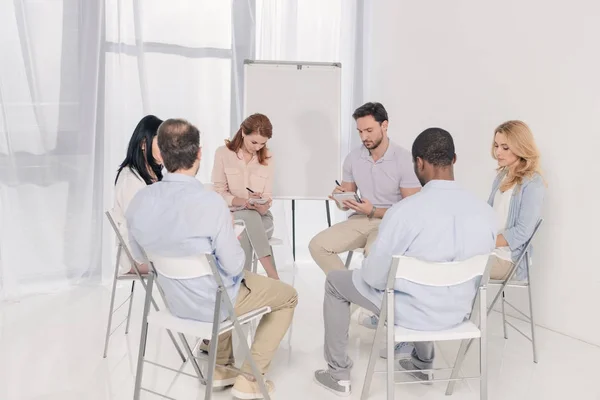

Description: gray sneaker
[379,342,414,359]
[313,370,351,397]
[358,311,379,330]
[398,359,433,385]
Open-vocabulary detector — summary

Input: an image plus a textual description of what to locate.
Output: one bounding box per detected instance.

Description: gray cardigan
[487,170,545,280]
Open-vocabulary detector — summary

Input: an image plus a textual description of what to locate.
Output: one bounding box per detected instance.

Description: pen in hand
[246,187,255,194]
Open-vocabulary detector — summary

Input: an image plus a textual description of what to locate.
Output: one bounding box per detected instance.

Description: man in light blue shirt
[126,119,297,398]
[314,128,496,396]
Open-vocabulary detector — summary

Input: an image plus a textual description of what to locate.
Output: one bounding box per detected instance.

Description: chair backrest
[513,218,543,268]
[392,254,491,287]
[146,252,216,279]
[105,210,139,272]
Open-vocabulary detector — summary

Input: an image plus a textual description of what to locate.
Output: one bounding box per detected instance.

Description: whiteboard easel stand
[244,60,342,261]
[276,197,333,261]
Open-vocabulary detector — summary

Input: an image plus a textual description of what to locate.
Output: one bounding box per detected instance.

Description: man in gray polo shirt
[309,102,421,275]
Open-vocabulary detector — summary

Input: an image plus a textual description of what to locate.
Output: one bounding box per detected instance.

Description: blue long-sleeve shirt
[352,180,497,331]
[126,173,245,321]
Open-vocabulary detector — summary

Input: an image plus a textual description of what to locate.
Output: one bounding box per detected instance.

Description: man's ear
[381,120,389,132]
[415,157,424,171]
[197,146,202,161]
[452,153,457,165]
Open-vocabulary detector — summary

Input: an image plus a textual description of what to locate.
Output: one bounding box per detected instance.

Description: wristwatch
[368,206,376,219]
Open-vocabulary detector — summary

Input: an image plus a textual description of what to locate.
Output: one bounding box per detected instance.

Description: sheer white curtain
[0,0,104,299]
[0,0,367,299]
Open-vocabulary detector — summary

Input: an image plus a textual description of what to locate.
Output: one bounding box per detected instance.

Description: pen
[246,187,255,194]
[335,180,341,187]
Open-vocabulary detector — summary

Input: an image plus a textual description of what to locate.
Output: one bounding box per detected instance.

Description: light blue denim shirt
[352,180,496,331]
[126,173,245,322]
[488,171,545,280]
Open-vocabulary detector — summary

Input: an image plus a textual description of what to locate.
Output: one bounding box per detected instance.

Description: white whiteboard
[243,61,341,200]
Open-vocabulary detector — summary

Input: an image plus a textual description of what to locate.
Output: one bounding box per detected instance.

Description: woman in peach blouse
[212,114,278,279]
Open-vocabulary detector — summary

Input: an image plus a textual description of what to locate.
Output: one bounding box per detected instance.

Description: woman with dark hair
[113,115,163,274]
[212,113,278,279]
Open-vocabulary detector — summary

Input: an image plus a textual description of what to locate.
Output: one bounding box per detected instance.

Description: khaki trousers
[216,271,298,374]
[489,255,514,280]
[308,215,381,274]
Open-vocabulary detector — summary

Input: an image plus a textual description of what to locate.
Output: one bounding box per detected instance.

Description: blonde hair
[491,120,543,192]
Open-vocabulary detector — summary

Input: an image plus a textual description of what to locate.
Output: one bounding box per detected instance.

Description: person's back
[128,176,232,260]
[358,180,496,330]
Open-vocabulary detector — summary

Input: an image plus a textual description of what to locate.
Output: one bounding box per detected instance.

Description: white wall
[367,0,600,345]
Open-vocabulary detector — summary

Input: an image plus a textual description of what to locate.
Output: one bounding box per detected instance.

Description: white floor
[1,265,599,400]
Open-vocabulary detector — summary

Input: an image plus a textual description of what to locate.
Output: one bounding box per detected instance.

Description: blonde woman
[488,120,545,281]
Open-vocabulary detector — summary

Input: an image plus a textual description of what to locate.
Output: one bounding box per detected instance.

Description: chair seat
[148,306,271,338]
[489,279,528,287]
[268,237,283,246]
[117,272,148,281]
[394,320,481,342]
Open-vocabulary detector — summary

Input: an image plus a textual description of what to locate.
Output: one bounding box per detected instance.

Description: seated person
[487,120,545,281]
[212,113,278,279]
[113,115,163,274]
[313,128,496,396]
[126,119,298,399]
[309,102,420,276]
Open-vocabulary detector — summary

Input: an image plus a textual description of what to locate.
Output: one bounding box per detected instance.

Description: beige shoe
[210,366,239,388]
[230,375,274,399]
[199,339,210,354]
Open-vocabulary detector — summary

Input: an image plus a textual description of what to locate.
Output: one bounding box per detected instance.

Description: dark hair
[412,128,455,166]
[115,115,163,185]
[226,113,273,165]
[157,119,200,172]
[352,102,388,124]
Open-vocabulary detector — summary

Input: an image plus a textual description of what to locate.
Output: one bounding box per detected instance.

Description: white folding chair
[488,219,543,363]
[361,254,491,400]
[444,219,544,396]
[134,252,272,400]
[344,247,364,269]
[103,211,186,362]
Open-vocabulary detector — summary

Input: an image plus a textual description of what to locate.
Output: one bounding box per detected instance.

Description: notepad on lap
[332,192,361,208]
[248,198,269,205]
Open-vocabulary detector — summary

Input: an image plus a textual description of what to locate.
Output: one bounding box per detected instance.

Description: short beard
[363,135,383,150]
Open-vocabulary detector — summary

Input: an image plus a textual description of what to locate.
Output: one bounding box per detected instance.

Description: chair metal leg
[386,291,394,400]
[270,245,277,271]
[103,246,122,358]
[480,287,488,400]
[133,272,154,400]
[125,280,136,334]
[501,291,508,339]
[151,285,187,363]
[251,247,259,274]
[344,251,354,269]
[361,298,387,400]
[222,296,270,399]
[179,333,205,384]
[445,338,475,395]
[204,290,223,400]
[526,256,538,363]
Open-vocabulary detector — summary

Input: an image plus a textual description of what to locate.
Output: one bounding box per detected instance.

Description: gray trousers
[234,210,274,271]
[324,270,435,380]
